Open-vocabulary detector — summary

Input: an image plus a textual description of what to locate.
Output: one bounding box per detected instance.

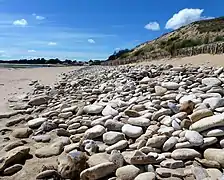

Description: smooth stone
[200,137,218,148]
[180,119,192,129]
[204,148,224,168]
[80,162,116,180]
[185,130,204,146]
[35,142,63,158]
[172,119,181,130]
[202,77,221,86]
[202,127,224,137]
[103,132,125,145]
[171,148,201,160]
[122,124,143,138]
[3,140,24,152]
[87,153,110,167]
[3,164,23,175]
[155,86,167,95]
[109,150,124,168]
[105,119,124,131]
[190,114,224,132]
[28,95,50,106]
[91,115,112,126]
[163,137,178,151]
[58,112,73,118]
[128,117,150,127]
[156,167,184,178]
[206,168,223,180]
[0,146,30,171]
[27,117,47,128]
[130,150,157,165]
[146,135,167,148]
[195,158,221,168]
[140,76,150,84]
[152,108,172,121]
[191,166,209,180]
[179,94,197,104]
[32,135,51,142]
[106,140,128,153]
[175,142,193,149]
[83,104,104,114]
[134,172,156,180]
[190,109,213,123]
[102,105,119,117]
[11,128,32,138]
[160,159,184,169]
[203,97,224,110]
[116,165,141,180]
[161,82,180,90]
[124,110,140,117]
[220,138,224,148]
[36,170,58,179]
[85,125,106,139]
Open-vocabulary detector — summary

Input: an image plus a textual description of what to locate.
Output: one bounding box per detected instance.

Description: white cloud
[13,19,28,26]
[144,22,160,31]
[48,42,57,46]
[36,16,45,20]
[165,8,212,30]
[28,50,36,53]
[32,13,45,20]
[88,39,95,44]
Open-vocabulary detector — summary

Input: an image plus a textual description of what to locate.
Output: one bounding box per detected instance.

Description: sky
[0,0,223,61]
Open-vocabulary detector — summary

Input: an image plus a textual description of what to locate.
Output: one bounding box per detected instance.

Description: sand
[0,66,81,113]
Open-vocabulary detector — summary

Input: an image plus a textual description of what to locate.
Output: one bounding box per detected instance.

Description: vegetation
[107,49,132,60]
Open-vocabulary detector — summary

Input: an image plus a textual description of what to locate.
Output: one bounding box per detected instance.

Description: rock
[80,140,99,155]
[83,104,104,114]
[190,109,213,123]
[128,117,150,127]
[3,140,24,152]
[130,150,157,165]
[179,94,197,104]
[85,125,106,139]
[203,97,224,110]
[204,148,224,168]
[161,82,180,90]
[195,158,221,168]
[3,164,23,175]
[220,138,224,148]
[80,162,116,180]
[106,140,128,153]
[202,77,221,86]
[103,131,125,145]
[122,124,143,138]
[160,159,184,169]
[0,146,30,171]
[202,127,224,137]
[200,137,218,148]
[171,148,201,160]
[58,151,88,179]
[190,114,224,132]
[134,172,156,180]
[206,168,223,180]
[140,76,150,84]
[35,142,63,158]
[27,117,47,128]
[146,135,168,148]
[155,86,167,95]
[11,128,32,138]
[28,95,50,106]
[185,130,204,146]
[172,119,181,130]
[87,153,110,167]
[102,105,119,116]
[105,119,124,131]
[163,137,178,151]
[191,166,209,180]
[36,170,58,179]
[56,128,70,137]
[58,112,73,118]
[152,108,172,121]
[116,165,141,180]
[32,134,51,142]
[109,150,124,168]
[156,167,184,178]
[179,100,195,115]
[124,110,140,117]
[180,119,192,129]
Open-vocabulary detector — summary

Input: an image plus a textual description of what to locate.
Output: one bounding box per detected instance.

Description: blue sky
[0,0,223,61]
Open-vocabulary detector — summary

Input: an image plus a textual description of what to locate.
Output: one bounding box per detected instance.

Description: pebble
[122,124,143,138]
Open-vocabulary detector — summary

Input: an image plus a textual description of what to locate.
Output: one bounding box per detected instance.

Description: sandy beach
[0,66,80,113]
